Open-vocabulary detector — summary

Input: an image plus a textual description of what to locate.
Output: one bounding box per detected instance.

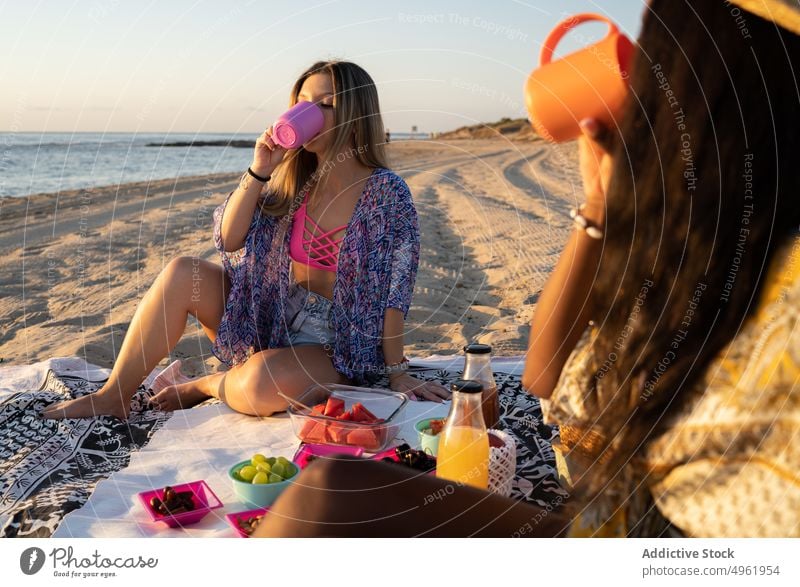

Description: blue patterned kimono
[210,167,419,384]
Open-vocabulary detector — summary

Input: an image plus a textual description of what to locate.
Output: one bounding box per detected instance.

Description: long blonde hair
[259,60,389,216]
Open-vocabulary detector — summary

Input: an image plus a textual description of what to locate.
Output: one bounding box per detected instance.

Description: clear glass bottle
[462,343,499,430]
[436,379,489,489]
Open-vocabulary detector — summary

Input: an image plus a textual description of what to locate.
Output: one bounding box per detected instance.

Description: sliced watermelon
[299,419,316,439]
[350,403,379,423]
[301,420,331,444]
[328,409,356,443]
[299,404,325,438]
[346,428,381,450]
[323,397,345,418]
[328,421,352,444]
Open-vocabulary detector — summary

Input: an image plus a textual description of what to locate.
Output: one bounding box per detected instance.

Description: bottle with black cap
[436,379,490,489]
[462,342,499,429]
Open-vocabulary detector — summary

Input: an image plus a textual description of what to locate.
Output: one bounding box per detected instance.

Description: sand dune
[0,138,580,377]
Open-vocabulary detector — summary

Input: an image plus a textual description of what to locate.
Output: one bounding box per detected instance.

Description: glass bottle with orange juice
[436,380,489,489]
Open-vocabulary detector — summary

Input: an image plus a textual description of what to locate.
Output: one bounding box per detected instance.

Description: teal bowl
[228,459,299,508]
[415,418,443,457]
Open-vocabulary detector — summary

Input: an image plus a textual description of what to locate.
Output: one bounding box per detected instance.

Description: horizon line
[0,129,439,134]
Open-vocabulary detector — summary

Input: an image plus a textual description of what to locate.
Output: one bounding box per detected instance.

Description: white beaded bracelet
[569,205,604,239]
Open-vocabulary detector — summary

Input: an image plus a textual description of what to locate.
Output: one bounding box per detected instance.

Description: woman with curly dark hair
[253,0,800,538]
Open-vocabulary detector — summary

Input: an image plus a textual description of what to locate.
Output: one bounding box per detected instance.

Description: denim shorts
[284,281,335,348]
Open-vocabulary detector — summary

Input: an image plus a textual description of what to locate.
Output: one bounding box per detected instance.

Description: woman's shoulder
[367,167,413,202]
[754,232,800,315]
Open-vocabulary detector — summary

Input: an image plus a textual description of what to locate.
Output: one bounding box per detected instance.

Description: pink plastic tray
[225,508,270,538]
[137,480,223,528]
[292,443,364,469]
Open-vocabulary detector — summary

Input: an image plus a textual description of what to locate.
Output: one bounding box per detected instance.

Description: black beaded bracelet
[246,167,270,183]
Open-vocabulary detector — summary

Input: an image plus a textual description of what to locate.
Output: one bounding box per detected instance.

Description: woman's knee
[255,458,343,537]
[302,456,343,488]
[159,256,225,317]
[235,355,291,416]
[276,458,364,507]
[159,256,200,290]
[236,347,343,416]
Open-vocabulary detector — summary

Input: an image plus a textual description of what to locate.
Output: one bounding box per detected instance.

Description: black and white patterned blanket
[392,368,566,507]
[0,369,171,537]
[1,363,563,538]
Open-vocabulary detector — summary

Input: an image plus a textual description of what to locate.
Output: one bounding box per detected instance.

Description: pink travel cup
[271,101,325,149]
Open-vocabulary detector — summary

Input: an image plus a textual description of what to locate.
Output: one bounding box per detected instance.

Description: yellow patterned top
[541,234,800,537]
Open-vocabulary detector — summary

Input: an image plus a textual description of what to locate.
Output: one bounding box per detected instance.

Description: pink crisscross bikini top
[289,193,348,272]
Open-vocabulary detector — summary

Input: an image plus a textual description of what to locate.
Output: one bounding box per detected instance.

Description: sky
[0,0,647,134]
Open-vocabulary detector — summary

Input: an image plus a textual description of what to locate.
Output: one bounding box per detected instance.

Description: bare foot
[41,390,129,420]
[150,380,209,412]
[149,359,194,394]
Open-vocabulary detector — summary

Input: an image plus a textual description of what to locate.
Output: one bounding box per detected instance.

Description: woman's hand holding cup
[251,125,288,179]
[577,117,614,227]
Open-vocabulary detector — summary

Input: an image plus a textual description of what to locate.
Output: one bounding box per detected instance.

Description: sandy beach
[0,138,580,378]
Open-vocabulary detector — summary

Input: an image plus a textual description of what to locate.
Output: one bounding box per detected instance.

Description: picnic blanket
[0,356,565,538]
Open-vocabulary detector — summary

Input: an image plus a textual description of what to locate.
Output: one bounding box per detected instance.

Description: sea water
[0,131,432,199]
[0,132,259,198]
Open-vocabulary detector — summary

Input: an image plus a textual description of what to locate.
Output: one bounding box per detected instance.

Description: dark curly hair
[581,0,800,501]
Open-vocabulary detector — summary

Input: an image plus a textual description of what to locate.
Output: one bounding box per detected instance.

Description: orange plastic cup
[524,13,634,143]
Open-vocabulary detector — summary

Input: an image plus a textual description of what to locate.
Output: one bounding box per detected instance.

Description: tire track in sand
[394,140,576,355]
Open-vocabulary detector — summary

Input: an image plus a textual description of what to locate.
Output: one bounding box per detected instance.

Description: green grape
[251,453,268,466]
[276,456,291,467]
[238,465,257,482]
[266,457,276,466]
[252,472,269,485]
[271,462,286,478]
[284,463,297,478]
[267,472,283,484]
[255,462,272,474]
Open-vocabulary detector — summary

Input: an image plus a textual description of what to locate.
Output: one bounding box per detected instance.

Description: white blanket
[0,355,536,538]
[49,355,508,538]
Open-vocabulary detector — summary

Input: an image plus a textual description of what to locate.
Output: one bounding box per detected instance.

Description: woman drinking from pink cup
[43,60,448,421]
